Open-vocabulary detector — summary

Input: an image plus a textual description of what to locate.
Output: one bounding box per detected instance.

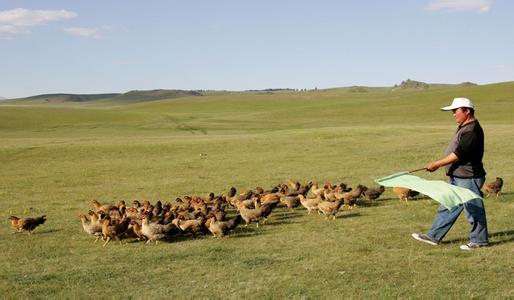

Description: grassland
[0,83,513,298]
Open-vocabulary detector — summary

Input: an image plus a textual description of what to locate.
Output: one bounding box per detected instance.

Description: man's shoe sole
[411,233,438,246]
[460,243,488,250]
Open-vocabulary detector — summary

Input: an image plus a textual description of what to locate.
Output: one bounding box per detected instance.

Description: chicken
[206,215,242,238]
[338,183,353,193]
[128,220,146,241]
[236,198,254,209]
[484,177,503,198]
[297,182,313,196]
[8,215,46,234]
[362,185,385,203]
[258,199,280,223]
[317,199,344,220]
[101,216,131,247]
[125,207,141,219]
[171,216,205,235]
[79,211,103,242]
[91,199,117,212]
[236,200,278,227]
[287,179,300,190]
[334,185,365,209]
[259,193,281,205]
[322,182,350,201]
[223,187,240,207]
[323,189,338,201]
[280,195,301,209]
[141,215,174,244]
[392,187,419,203]
[309,183,325,198]
[298,195,322,214]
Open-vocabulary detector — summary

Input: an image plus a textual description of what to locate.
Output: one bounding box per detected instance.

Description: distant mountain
[0,96,6,100]
[114,89,202,102]
[392,79,477,91]
[11,93,120,103]
[395,79,430,90]
[7,89,203,104]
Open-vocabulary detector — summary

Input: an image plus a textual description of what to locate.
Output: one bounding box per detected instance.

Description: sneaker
[460,242,488,250]
[411,233,438,246]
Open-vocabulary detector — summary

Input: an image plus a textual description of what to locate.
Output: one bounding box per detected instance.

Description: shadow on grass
[488,230,514,246]
[268,210,305,220]
[340,212,361,219]
[229,225,269,239]
[442,230,514,246]
[355,200,383,208]
[35,229,62,234]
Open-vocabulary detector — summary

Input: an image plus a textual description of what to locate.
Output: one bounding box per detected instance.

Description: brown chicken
[91,199,117,212]
[141,216,174,244]
[287,179,301,190]
[362,186,385,203]
[260,193,281,205]
[171,216,205,234]
[484,177,503,198]
[392,187,419,203]
[334,185,365,209]
[79,211,103,242]
[8,215,46,233]
[280,195,301,209]
[298,195,322,214]
[101,216,131,247]
[206,215,242,238]
[317,199,344,220]
[258,199,280,224]
[236,200,278,227]
[309,183,325,198]
[128,220,146,241]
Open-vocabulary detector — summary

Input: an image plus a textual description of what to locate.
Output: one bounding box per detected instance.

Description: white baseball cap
[441,97,475,111]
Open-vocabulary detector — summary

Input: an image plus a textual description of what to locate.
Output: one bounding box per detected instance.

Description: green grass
[1,83,513,298]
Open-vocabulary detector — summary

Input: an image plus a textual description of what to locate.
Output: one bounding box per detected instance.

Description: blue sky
[1,0,513,98]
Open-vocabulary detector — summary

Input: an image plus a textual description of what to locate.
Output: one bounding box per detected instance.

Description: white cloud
[0,8,77,36]
[427,0,494,13]
[64,27,102,38]
[0,24,20,34]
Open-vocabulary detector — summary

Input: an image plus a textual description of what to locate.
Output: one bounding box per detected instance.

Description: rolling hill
[2,79,485,105]
[4,89,203,104]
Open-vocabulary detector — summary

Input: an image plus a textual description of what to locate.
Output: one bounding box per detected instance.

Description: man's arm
[425,152,459,172]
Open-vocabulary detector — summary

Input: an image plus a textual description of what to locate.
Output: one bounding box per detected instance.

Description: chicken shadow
[34,229,62,235]
[268,209,305,220]
[263,218,303,226]
[355,200,384,207]
[339,211,361,219]
[229,225,270,239]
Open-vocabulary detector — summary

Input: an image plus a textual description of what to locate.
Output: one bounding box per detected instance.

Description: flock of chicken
[8,177,505,246]
[74,180,390,246]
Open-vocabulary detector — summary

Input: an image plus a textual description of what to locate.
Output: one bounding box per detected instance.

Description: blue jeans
[427,177,489,244]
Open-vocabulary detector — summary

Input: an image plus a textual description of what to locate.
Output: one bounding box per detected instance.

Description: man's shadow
[488,230,514,246]
[444,229,514,245]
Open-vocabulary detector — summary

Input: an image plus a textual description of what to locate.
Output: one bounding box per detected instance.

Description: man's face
[451,107,469,125]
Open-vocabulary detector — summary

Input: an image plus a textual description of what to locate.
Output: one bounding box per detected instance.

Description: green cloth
[375,173,482,210]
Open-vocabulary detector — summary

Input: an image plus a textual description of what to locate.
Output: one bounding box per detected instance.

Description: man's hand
[425,162,440,172]
[425,153,460,172]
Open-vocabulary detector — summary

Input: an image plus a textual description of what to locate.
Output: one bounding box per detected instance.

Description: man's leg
[463,198,489,244]
[427,204,464,242]
[456,177,489,245]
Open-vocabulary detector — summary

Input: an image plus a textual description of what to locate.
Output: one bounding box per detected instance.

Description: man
[412,97,489,250]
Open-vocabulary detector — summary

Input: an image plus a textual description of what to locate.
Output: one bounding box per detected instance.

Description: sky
[1,0,513,98]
